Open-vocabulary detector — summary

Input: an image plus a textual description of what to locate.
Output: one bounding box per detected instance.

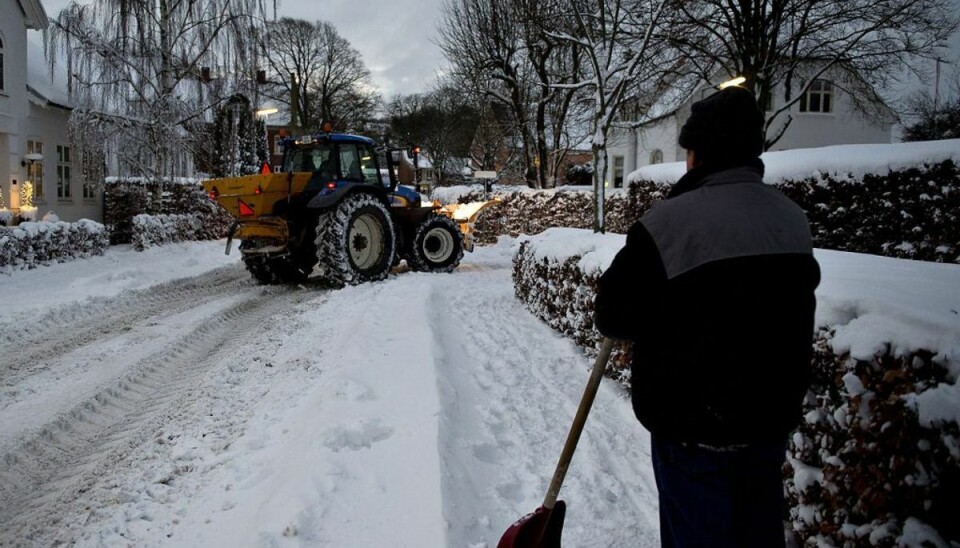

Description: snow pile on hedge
[0,219,109,272]
[432,184,669,245]
[630,139,960,185]
[104,178,233,246]
[132,213,223,251]
[513,227,960,545]
[453,140,960,263]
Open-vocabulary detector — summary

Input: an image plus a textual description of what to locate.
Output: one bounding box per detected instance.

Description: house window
[800,79,833,113]
[613,156,625,188]
[27,140,44,199]
[650,149,663,165]
[57,145,72,200]
[0,36,5,92]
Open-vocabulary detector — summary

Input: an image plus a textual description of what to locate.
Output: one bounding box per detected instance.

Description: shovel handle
[542,337,616,509]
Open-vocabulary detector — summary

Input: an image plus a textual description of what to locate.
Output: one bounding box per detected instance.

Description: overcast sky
[272,0,448,98]
[36,0,960,101]
[38,0,450,98]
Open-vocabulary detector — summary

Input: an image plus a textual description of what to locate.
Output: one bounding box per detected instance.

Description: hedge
[0,219,109,272]
[440,159,959,263]
[104,178,232,245]
[512,231,958,546]
[132,213,226,251]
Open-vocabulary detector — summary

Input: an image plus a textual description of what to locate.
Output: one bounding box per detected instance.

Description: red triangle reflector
[238,199,255,217]
[260,162,272,174]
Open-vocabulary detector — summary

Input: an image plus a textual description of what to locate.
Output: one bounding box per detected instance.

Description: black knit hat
[678,86,764,165]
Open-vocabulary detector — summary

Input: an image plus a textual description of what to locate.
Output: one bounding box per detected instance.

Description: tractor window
[284,146,333,175]
[338,144,363,182]
[358,145,381,186]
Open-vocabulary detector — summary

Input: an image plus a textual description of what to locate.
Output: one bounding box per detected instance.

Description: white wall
[0,1,100,223]
[0,0,31,212]
[618,76,893,176]
[27,102,102,222]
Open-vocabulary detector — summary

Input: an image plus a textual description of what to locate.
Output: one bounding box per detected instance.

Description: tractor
[202,126,496,285]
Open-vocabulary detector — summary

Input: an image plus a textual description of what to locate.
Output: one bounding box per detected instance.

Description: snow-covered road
[0,241,660,547]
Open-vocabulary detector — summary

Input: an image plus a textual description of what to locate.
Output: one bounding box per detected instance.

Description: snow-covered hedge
[131,213,222,251]
[777,160,960,263]
[104,178,232,246]
[513,228,960,546]
[444,141,960,263]
[0,219,109,272]
[432,183,669,245]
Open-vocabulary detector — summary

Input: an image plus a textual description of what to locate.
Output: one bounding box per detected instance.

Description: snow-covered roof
[17,0,48,30]
[26,38,72,110]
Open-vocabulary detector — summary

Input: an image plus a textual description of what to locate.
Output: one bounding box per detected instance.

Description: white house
[1,0,99,223]
[606,72,895,187]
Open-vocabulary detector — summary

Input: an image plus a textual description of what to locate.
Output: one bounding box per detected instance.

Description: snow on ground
[1,234,958,547]
[0,240,238,321]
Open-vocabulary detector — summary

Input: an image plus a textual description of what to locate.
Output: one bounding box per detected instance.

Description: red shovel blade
[497,500,566,548]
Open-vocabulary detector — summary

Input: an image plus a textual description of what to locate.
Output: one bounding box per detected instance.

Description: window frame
[57,145,73,200]
[27,140,45,200]
[799,79,834,114]
[0,34,5,93]
[613,155,625,188]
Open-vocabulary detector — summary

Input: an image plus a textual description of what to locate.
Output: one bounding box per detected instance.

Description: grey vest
[641,167,813,280]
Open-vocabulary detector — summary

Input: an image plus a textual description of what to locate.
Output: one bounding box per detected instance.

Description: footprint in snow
[323,420,393,452]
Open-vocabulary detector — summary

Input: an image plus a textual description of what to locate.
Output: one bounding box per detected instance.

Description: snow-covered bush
[432,183,669,245]
[19,205,38,222]
[132,213,212,251]
[777,160,960,263]
[784,333,959,545]
[104,178,233,246]
[0,219,109,272]
[41,211,61,222]
[512,228,633,382]
[452,154,957,264]
[0,209,12,226]
[513,227,960,545]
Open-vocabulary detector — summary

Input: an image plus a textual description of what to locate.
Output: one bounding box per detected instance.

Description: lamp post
[255,107,279,168]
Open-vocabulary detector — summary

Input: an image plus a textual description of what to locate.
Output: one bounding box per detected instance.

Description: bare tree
[388,85,481,184]
[549,0,691,231]
[47,0,270,179]
[261,18,380,133]
[438,0,590,189]
[668,0,960,148]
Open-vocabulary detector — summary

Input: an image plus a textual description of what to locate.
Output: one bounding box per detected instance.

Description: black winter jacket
[595,160,820,446]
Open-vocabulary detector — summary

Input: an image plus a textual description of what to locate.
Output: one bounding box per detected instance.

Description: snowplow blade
[436,199,501,252]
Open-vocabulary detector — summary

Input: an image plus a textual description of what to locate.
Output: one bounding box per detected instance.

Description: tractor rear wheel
[315,193,396,285]
[408,214,463,273]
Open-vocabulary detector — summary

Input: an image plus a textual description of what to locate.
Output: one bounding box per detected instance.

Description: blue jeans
[651,434,788,548]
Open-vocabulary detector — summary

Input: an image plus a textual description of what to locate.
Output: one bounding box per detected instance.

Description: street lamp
[255,107,279,169]
[718,76,747,90]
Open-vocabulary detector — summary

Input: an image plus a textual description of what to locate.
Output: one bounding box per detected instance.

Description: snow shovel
[497,337,616,548]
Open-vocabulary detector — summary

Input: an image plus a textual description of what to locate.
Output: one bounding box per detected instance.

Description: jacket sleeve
[594,221,667,342]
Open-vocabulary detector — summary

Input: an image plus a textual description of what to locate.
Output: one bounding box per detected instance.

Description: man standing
[594,86,820,547]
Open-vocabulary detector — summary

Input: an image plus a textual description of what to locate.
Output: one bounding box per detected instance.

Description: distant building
[1,0,100,223]
[606,70,895,186]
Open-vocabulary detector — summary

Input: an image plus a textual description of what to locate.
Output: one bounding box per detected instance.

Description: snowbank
[630,139,960,184]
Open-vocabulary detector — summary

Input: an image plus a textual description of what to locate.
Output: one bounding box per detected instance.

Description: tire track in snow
[0,281,324,547]
[430,267,660,547]
[0,263,249,387]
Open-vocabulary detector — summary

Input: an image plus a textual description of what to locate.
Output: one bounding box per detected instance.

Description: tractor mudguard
[305,183,388,210]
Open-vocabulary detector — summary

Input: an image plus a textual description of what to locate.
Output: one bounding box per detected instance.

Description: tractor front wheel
[315,194,396,285]
[408,214,463,273]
